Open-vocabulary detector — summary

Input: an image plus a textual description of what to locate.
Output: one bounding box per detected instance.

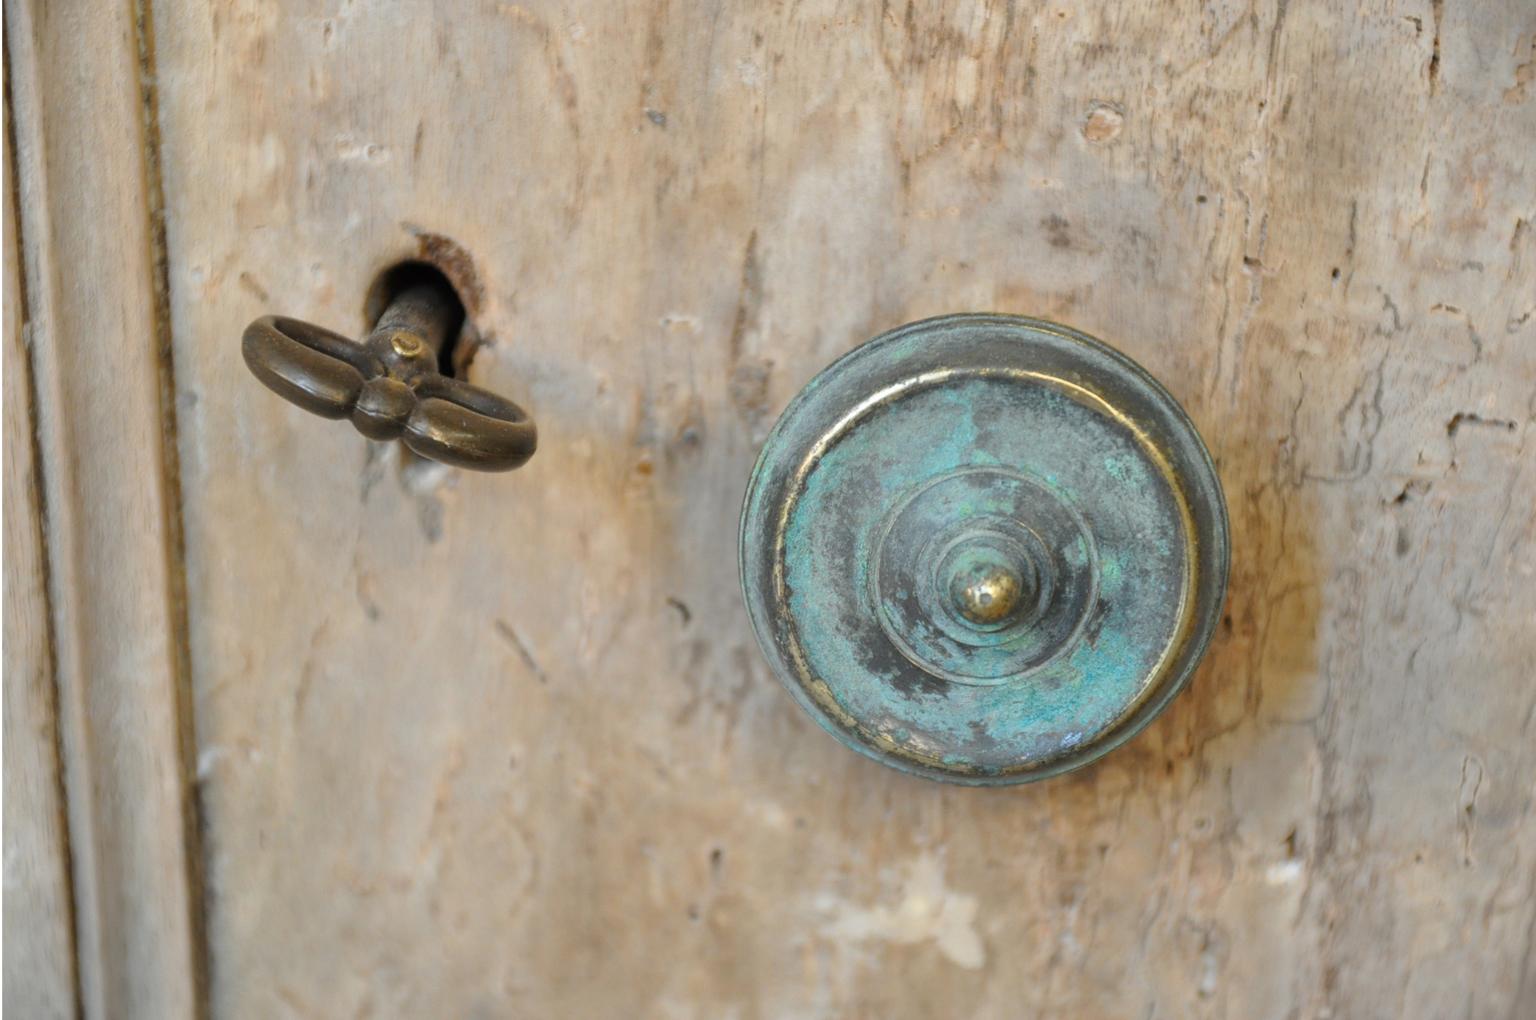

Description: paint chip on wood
[819,855,986,970]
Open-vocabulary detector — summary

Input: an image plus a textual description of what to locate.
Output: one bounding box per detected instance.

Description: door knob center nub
[948,549,1032,627]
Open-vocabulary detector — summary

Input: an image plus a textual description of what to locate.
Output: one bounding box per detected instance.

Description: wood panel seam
[130,1,210,1016]
[3,40,84,1020]
[6,0,203,1011]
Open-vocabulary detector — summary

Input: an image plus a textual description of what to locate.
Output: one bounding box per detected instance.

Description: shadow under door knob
[241,279,536,471]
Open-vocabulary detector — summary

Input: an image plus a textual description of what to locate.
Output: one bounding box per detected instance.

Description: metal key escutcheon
[242,279,537,471]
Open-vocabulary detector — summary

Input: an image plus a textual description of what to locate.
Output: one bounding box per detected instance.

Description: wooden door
[6,2,1535,1018]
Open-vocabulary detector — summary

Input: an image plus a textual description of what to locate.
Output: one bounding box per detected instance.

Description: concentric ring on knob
[870,466,1099,686]
[739,314,1230,785]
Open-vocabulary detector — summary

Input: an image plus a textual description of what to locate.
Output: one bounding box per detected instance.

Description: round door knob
[242,279,536,472]
[739,314,1229,785]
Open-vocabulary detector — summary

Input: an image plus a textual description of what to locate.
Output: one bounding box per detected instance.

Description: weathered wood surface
[18,0,1534,1017]
[5,1,204,1016]
[3,85,79,1020]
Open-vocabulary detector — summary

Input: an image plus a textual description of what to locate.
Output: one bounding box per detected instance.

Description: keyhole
[364,261,472,379]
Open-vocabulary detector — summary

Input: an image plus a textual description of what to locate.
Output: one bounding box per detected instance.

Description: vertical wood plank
[5,1,202,1017]
[3,69,80,1020]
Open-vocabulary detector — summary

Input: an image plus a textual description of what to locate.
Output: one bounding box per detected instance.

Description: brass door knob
[242,279,536,471]
[739,315,1229,785]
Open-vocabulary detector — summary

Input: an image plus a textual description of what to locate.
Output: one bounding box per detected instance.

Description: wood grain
[6,1,203,1016]
[76,0,1536,1016]
[3,73,79,1020]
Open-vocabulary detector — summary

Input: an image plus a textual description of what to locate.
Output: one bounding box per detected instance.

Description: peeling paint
[819,856,986,970]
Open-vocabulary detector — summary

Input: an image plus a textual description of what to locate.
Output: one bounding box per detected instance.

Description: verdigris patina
[739,315,1229,784]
